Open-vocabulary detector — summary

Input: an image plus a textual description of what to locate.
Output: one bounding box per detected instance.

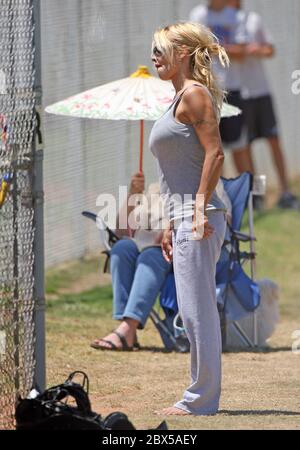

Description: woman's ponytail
[152,22,230,115]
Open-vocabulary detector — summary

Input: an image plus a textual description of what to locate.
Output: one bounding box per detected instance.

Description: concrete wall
[41,0,300,267]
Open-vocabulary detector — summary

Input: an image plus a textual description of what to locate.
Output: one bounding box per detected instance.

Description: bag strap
[40,372,92,415]
[66,371,90,394]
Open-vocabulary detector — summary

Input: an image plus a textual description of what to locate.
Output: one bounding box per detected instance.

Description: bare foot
[155,406,191,416]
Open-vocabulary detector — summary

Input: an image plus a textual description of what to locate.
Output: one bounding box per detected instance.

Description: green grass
[46,256,102,295]
[46,287,113,337]
[242,208,300,318]
[47,285,113,318]
[45,206,300,430]
[46,207,300,321]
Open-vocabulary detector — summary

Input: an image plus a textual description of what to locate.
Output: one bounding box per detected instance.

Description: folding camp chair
[81,211,189,353]
[82,172,264,351]
[215,172,265,348]
[149,172,263,349]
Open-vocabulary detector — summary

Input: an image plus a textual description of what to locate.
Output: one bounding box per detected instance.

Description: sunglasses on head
[152,46,163,57]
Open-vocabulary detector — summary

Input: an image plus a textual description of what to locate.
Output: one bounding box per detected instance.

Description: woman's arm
[179,86,225,212]
[245,43,275,58]
[223,43,247,61]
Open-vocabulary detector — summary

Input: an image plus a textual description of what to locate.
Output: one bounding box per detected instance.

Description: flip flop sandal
[90,330,137,352]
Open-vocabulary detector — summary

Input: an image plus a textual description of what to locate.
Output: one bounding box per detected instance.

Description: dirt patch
[46,316,300,430]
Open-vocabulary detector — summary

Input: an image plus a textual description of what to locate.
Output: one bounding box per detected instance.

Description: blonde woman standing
[149,22,229,416]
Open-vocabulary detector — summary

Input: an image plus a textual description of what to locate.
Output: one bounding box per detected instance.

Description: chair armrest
[82,210,120,244]
[82,211,97,222]
[231,229,256,242]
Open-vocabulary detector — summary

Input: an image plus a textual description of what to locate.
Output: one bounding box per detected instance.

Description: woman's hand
[161,227,173,263]
[192,208,214,240]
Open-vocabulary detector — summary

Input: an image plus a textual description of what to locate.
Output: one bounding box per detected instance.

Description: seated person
[91,174,231,351]
[90,172,172,351]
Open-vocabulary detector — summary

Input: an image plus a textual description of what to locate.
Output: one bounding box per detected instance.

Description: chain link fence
[0,0,37,430]
[41,0,300,267]
[0,0,299,430]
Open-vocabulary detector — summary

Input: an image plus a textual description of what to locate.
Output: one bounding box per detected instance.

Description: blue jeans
[110,239,172,329]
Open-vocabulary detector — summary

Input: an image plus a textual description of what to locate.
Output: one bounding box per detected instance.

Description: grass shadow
[219,409,300,417]
[138,345,292,354]
[138,346,183,354]
[223,346,292,354]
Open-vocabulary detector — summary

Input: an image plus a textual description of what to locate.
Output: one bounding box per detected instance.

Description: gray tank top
[149,83,227,222]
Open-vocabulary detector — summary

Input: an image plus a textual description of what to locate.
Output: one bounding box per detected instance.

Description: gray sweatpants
[172,211,227,415]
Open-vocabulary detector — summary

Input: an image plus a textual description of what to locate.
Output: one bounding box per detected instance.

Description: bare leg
[232,145,255,175]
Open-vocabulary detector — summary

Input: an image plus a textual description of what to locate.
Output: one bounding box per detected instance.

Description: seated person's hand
[130,172,145,195]
[161,227,173,263]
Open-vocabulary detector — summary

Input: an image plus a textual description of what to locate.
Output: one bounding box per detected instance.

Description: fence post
[33,0,46,392]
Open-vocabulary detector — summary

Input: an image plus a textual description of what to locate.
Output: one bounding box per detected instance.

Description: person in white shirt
[90,172,171,351]
[228,0,300,210]
[189,0,250,174]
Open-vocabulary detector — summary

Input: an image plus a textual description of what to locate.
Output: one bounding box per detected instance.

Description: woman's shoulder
[180,83,214,108]
[181,83,212,100]
[180,83,219,121]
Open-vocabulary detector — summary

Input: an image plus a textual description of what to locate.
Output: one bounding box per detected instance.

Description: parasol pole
[130,65,152,174]
[139,119,144,173]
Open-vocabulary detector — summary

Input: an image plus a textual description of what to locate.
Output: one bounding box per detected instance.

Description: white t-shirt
[130,182,168,252]
[238,11,273,99]
[189,5,247,91]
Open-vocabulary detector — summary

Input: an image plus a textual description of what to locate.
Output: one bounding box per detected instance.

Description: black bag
[15,371,167,431]
[16,371,104,430]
